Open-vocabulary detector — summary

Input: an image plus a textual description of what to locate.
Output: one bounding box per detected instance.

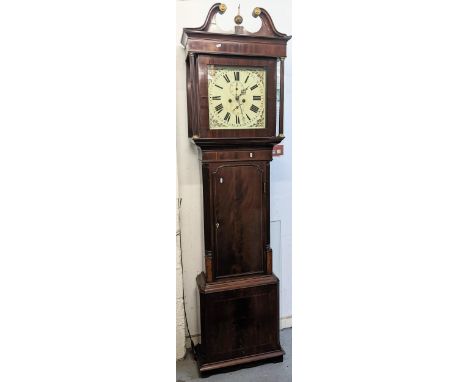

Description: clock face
[207,66,266,130]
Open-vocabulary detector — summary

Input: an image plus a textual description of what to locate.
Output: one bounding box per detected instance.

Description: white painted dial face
[208,66,266,130]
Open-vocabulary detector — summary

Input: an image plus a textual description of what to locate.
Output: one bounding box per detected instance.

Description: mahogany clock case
[180,3,291,376]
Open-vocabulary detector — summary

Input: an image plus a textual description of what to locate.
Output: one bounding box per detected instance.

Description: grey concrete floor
[176,328,291,382]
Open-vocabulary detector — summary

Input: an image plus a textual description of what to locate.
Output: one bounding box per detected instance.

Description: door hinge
[263,182,267,193]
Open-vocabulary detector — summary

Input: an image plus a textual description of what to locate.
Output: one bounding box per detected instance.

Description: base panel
[197,346,284,376]
[196,272,283,376]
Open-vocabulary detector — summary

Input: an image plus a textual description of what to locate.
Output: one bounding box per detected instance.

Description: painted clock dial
[207,66,266,130]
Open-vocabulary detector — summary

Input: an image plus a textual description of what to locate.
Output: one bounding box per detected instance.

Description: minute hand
[234,101,244,115]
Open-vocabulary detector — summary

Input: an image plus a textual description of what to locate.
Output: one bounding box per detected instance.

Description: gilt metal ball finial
[219,3,227,13]
[252,7,261,18]
[234,4,243,25]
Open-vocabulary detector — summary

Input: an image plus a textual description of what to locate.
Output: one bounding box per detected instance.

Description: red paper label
[272,145,284,157]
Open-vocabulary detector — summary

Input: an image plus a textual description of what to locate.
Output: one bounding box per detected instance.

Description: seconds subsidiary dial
[208,66,266,130]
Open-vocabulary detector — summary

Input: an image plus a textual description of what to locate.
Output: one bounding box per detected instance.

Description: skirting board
[280,315,292,329]
[185,316,292,348]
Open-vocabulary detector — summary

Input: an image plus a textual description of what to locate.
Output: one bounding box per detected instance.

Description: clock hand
[233,99,245,118]
[236,100,245,116]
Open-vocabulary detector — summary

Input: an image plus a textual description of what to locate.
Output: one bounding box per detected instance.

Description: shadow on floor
[176,328,291,382]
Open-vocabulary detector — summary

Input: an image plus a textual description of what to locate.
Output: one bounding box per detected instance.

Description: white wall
[176,0,292,346]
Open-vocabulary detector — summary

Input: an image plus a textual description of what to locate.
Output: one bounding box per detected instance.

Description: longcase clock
[181,3,291,375]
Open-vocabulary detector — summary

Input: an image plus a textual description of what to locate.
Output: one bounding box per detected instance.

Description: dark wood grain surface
[213,163,264,278]
[197,272,282,369]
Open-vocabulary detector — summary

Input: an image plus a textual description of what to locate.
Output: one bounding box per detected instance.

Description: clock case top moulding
[181,3,291,149]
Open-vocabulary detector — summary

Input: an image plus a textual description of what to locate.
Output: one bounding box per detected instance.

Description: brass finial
[219,3,227,13]
[234,4,243,25]
[252,7,261,17]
